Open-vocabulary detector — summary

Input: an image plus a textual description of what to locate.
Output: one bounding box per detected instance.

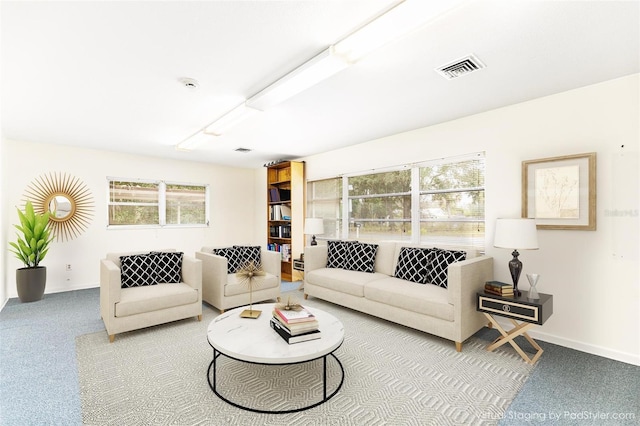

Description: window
[306,178,342,239]
[306,153,485,249]
[348,169,412,241]
[108,178,209,227]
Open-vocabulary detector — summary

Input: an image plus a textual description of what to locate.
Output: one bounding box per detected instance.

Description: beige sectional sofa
[100,249,202,342]
[303,241,493,351]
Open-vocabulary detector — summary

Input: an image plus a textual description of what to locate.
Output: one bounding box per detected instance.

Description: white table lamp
[494,218,539,296]
[304,218,324,246]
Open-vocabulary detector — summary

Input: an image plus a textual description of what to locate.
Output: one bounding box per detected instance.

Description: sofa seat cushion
[306,268,388,297]
[115,283,198,317]
[364,277,454,321]
[224,272,280,297]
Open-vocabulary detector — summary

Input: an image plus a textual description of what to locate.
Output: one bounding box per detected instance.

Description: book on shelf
[269,188,280,202]
[270,317,321,344]
[278,188,291,202]
[271,312,319,335]
[280,205,292,220]
[274,306,315,324]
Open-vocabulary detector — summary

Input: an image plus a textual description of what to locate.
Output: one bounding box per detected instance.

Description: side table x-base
[477,291,553,365]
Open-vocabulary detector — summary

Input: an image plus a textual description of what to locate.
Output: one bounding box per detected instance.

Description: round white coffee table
[206,303,345,413]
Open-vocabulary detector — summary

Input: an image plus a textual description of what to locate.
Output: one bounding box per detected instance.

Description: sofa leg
[455,341,462,352]
[197,315,202,321]
[219,309,225,314]
[276,296,281,302]
[109,334,115,343]
[303,294,308,300]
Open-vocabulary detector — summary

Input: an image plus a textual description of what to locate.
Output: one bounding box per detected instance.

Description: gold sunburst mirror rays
[23,172,94,242]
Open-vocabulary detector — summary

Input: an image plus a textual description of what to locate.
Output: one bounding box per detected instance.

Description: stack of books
[484,280,514,297]
[270,306,321,344]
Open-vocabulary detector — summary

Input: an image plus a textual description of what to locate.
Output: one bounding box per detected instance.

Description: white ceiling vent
[234,147,252,153]
[436,55,485,80]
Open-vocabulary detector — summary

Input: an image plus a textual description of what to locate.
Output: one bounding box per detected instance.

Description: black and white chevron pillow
[394,247,432,284]
[120,254,157,288]
[213,247,243,273]
[233,245,262,268]
[151,251,183,283]
[346,242,379,273]
[427,248,466,289]
[326,240,352,269]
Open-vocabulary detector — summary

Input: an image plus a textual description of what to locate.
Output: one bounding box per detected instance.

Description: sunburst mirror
[23,172,94,242]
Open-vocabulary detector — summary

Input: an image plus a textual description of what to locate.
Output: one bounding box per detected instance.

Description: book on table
[269,317,321,344]
[484,280,514,295]
[272,312,319,335]
[274,306,315,324]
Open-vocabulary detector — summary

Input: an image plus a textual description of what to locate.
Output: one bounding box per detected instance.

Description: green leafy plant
[9,201,54,268]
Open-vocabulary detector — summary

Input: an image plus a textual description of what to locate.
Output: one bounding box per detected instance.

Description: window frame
[306,152,485,249]
[107,177,210,229]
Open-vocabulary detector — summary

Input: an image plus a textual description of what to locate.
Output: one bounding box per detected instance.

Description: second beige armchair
[196,246,281,313]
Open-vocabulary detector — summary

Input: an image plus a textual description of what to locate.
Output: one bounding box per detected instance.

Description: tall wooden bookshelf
[266,161,304,282]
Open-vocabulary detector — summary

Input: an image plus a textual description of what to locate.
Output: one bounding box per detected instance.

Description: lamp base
[310,235,318,246]
[240,309,261,319]
[508,249,523,297]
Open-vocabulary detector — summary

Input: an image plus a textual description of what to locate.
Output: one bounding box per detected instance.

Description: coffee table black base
[207,348,345,414]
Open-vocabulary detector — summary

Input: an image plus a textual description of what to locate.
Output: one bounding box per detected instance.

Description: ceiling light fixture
[246,46,350,111]
[334,0,467,62]
[175,130,215,151]
[204,102,259,136]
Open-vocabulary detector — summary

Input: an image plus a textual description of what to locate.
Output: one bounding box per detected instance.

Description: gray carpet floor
[1,284,638,425]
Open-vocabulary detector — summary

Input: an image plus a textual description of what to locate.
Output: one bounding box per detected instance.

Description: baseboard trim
[492,317,640,366]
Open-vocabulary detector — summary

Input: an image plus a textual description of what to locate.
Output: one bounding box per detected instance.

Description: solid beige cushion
[364,277,454,321]
[224,272,280,297]
[115,283,198,317]
[305,268,387,297]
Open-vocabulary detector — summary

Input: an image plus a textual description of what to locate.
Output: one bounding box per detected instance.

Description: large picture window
[108,178,209,228]
[306,153,485,249]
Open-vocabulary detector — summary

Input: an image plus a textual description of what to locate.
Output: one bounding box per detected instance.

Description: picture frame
[522,152,596,230]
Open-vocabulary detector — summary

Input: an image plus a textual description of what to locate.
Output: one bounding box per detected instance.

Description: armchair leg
[455,341,462,352]
[304,294,309,300]
[109,334,115,343]
[197,315,202,321]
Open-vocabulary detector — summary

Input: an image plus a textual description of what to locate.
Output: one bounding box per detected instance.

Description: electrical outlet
[66,264,72,271]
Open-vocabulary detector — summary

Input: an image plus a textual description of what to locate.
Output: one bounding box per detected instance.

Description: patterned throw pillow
[150,251,183,283]
[326,240,356,269]
[213,247,243,273]
[233,245,262,268]
[346,242,379,273]
[394,247,432,284]
[427,248,467,288]
[120,254,157,288]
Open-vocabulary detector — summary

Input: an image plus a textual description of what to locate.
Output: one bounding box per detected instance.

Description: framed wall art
[522,152,596,230]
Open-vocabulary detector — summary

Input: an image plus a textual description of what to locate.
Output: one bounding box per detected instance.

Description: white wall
[301,74,640,365]
[2,141,259,298]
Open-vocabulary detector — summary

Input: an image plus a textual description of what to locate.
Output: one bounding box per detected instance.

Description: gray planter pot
[16,266,46,303]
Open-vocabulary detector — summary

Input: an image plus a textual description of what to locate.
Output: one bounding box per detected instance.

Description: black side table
[477,291,553,364]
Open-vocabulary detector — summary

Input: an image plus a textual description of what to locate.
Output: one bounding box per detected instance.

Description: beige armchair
[100,249,202,342]
[196,246,281,313]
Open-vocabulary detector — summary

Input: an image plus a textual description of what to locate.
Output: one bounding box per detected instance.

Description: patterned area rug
[77,292,533,425]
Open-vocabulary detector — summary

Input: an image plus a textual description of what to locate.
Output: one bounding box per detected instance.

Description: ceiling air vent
[234,147,252,153]
[436,55,485,80]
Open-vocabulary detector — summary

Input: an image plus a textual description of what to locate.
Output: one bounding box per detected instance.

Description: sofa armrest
[181,255,202,292]
[447,255,493,333]
[261,250,281,279]
[304,245,328,273]
[196,251,228,306]
[100,259,122,320]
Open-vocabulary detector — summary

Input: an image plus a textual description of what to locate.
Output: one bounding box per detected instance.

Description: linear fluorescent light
[175,130,215,151]
[246,46,350,111]
[205,102,259,136]
[334,0,467,62]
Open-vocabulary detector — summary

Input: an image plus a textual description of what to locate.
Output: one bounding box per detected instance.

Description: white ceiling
[2,0,639,169]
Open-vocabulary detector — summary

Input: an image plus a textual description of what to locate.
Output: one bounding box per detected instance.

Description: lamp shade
[494,218,539,250]
[304,218,324,235]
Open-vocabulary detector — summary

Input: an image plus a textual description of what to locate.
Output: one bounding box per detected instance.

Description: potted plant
[9,201,54,302]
